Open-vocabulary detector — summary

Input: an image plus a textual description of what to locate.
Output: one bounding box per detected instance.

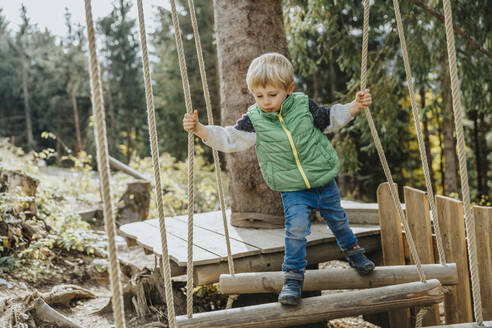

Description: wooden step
[175,279,443,328]
[219,263,457,294]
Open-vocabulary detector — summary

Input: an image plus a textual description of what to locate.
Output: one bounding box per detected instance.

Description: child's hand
[182,110,209,140]
[356,89,372,108]
[350,89,372,116]
[183,110,199,132]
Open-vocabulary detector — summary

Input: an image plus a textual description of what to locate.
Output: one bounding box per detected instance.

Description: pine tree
[98,0,146,163]
[152,0,220,161]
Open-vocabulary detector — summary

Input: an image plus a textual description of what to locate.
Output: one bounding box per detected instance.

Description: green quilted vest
[248,92,340,192]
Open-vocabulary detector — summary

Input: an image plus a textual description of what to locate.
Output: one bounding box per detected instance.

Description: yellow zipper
[277,106,311,189]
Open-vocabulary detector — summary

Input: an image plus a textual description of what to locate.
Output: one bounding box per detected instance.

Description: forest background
[0,0,490,204]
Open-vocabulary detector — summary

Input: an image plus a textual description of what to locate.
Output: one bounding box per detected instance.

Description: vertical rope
[391,0,447,265]
[185,0,238,309]
[415,307,429,328]
[135,1,176,326]
[168,0,195,318]
[359,0,426,282]
[441,0,483,324]
[83,1,126,327]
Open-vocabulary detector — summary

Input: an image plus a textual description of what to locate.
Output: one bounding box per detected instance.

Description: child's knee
[285,217,310,240]
[332,218,350,231]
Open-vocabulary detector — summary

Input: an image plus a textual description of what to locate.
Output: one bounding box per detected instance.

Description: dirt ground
[1,253,380,328]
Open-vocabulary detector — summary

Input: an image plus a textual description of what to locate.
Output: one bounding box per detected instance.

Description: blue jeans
[280,179,357,273]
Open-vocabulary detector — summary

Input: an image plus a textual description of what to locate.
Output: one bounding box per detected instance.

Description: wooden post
[436,195,473,323]
[403,187,440,326]
[473,206,492,320]
[176,280,443,328]
[377,183,410,328]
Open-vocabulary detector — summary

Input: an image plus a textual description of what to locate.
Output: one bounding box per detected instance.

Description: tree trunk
[328,50,336,102]
[103,64,117,147]
[213,0,288,228]
[71,86,82,155]
[10,107,17,146]
[478,112,489,198]
[0,170,39,215]
[21,57,35,149]
[126,112,132,164]
[470,109,483,196]
[440,66,458,194]
[434,106,446,194]
[420,87,435,191]
[56,102,62,165]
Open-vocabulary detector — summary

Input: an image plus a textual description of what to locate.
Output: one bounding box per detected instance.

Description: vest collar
[257,94,295,119]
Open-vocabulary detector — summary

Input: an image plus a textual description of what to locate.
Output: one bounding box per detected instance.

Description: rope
[391,0,447,265]
[415,307,429,328]
[441,0,483,324]
[185,0,238,309]
[360,0,426,282]
[135,1,176,326]
[168,0,195,318]
[83,1,126,327]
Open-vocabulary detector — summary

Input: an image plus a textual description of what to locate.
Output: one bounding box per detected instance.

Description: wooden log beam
[219,263,457,294]
[176,279,443,328]
[424,322,492,328]
[192,233,381,286]
[109,156,149,182]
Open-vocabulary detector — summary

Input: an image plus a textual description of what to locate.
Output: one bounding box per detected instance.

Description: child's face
[251,83,294,113]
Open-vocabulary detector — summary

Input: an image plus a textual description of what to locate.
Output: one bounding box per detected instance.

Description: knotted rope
[135,0,176,326]
[415,307,430,328]
[442,0,483,324]
[83,0,126,327]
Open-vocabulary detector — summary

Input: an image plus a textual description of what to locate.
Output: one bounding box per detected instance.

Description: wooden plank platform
[119,210,380,285]
[342,200,380,225]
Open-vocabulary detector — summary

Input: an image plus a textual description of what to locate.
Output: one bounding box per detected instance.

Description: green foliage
[0,138,227,274]
[0,1,490,203]
[283,0,491,201]
[0,256,18,273]
[152,0,220,161]
[0,5,93,156]
[475,195,491,207]
[97,0,147,163]
[0,142,101,274]
[193,283,228,312]
[129,143,228,217]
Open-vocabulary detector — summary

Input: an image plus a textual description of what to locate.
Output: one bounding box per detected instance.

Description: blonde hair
[246,53,294,91]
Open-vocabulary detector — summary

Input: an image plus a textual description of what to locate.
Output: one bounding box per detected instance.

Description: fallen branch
[1,285,97,327]
[33,297,82,328]
[40,284,96,307]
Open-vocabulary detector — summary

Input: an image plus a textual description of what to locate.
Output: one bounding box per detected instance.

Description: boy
[183,53,374,305]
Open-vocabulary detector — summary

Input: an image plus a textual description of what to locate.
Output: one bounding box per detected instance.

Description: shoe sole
[349,263,376,275]
[357,267,375,275]
[278,296,301,306]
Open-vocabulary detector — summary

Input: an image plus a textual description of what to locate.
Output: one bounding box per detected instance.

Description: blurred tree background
[0,0,490,203]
